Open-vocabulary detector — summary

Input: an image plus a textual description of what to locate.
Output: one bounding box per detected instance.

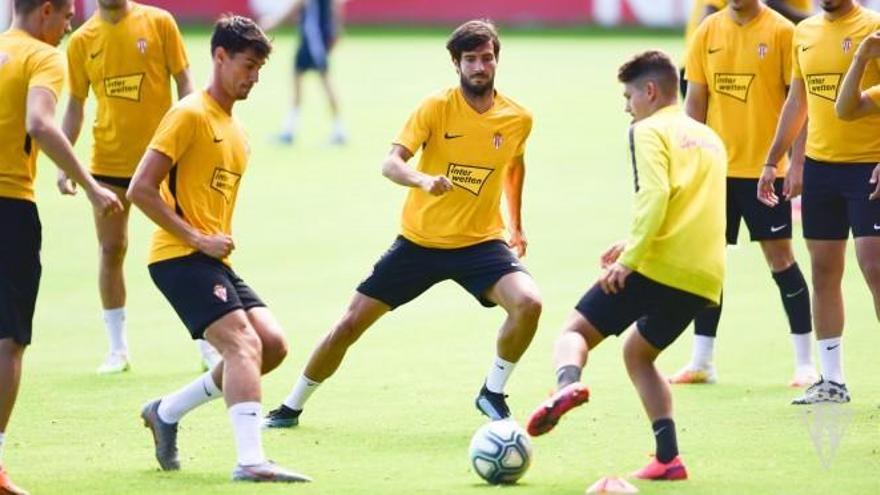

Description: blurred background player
[526,50,726,481]
[763,0,880,404]
[260,0,347,145]
[674,0,816,387]
[128,15,309,482]
[0,0,122,491]
[263,19,541,428]
[57,0,221,374]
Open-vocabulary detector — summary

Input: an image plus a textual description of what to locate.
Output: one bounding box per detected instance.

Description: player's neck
[460,87,494,114]
[824,1,856,21]
[206,85,235,115]
[100,1,132,24]
[11,16,44,42]
[729,3,763,25]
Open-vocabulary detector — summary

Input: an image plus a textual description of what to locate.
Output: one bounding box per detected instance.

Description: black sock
[772,263,812,335]
[694,293,723,337]
[555,365,582,388]
[652,418,679,463]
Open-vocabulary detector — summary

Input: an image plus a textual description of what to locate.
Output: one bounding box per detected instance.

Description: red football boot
[526,382,590,436]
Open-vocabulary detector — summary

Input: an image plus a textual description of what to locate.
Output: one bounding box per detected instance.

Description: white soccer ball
[469,419,533,485]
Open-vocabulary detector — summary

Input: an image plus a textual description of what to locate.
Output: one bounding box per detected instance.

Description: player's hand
[869,163,880,200]
[757,165,779,207]
[196,234,235,259]
[420,175,453,196]
[598,262,631,295]
[783,163,803,200]
[508,229,528,258]
[599,240,627,269]
[86,184,123,217]
[56,170,77,195]
[856,31,880,61]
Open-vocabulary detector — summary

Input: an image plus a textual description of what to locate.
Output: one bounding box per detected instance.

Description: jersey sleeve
[66,36,89,99]
[393,97,436,155]
[28,49,65,101]
[149,105,196,163]
[515,113,533,157]
[618,125,671,270]
[684,21,708,85]
[160,11,189,75]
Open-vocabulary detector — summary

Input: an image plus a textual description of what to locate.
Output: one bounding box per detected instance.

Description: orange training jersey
[0,29,65,202]
[393,87,532,249]
[793,5,880,163]
[686,7,793,178]
[67,1,188,178]
[147,91,249,265]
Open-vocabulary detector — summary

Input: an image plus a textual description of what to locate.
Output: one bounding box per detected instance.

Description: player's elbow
[834,101,857,120]
[125,180,147,205]
[24,115,51,141]
[381,159,396,179]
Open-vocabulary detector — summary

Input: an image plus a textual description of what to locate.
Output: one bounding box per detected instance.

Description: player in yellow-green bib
[264,19,542,428]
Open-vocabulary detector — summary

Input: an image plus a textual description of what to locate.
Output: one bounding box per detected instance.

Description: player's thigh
[246,306,287,356]
[802,159,849,241]
[204,309,259,356]
[450,240,530,308]
[853,236,880,284]
[91,181,131,246]
[560,309,608,350]
[805,239,847,282]
[356,236,442,309]
[638,287,712,351]
[573,273,652,343]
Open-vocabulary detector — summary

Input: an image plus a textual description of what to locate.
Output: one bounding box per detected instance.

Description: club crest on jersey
[136,38,148,55]
[842,37,853,53]
[213,284,228,302]
[757,43,768,60]
[493,132,503,150]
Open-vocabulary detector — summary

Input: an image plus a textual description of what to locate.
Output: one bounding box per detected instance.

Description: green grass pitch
[10,29,880,494]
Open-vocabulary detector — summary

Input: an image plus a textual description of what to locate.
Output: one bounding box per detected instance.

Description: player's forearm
[61,97,84,145]
[29,122,99,193]
[765,94,807,166]
[791,123,807,167]
[174,69,195,99]
[619,191,669,269]
[835,56,871,120]
[127,184,201,248]
[504,163,525,232]
[381,155,428,188]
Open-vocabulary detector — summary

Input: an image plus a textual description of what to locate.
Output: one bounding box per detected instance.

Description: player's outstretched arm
[381,144,452,196]
[760,79,807,206]
[56,94,86,195]
[127,150,234,259]
[173,68,195,99]
[684,81,709,123]
[26,88,122,216]
[504,155,527,258]
[836,32,880,120]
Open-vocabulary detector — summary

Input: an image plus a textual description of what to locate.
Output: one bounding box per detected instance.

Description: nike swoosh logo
[496,364,506,370]
[238,412,258,417]
[874,223,880,230]
[826,344,840,351]
[213,137,223,143]
[770,224,788,233]
[202,381,211,396]
[708,48,723,54]
[90,50,103,59]
[444,132,463,139]
[653,426,668,436]
[785,288,805,298]
[801,45,812,52]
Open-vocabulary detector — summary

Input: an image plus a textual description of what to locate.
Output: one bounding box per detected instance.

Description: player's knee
[510,293,542,322]
[221,323,262,364]
[328,314,365,347]
[859,257,880,289]
[99,238,128,263]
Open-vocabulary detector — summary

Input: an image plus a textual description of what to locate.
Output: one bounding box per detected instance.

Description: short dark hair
[446,19,500,63]
[617,50,679,96]
[14,0,68,15]
[210,14,272,59]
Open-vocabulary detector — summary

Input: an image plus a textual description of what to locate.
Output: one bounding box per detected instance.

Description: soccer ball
[469,419,533,484]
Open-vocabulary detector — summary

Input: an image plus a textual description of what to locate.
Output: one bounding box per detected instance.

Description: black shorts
[294,34,332,73]
[0,198,41,346]
[356,236,528,309]
[575,272,712,350]
[148,252,266,339]
[92,174,131,190]
[802,157,880,239]
[726,178,791,244]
